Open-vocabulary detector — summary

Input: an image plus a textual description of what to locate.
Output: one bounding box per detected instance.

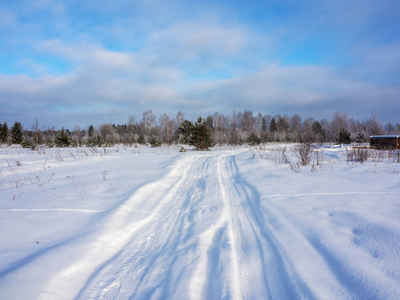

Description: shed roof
[370,135,400,138]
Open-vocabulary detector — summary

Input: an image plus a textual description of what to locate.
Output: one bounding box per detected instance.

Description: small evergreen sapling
[149,136,162,147]
[247,133,261,145]
[54,127,71,147]
[137,133,145,145]
[356,133,365,143]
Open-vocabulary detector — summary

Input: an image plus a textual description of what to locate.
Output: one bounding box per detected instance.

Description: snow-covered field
[1,145,400,299]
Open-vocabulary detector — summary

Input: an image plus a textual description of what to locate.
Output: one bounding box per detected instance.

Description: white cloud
[1,0,399,127]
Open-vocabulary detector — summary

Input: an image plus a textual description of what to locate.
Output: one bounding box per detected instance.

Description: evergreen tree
[277,116,289,132]
[261,117,267,132]
[269,117,277,132]
[137,133,145,145]
[337,129,351,144]
[87,135,103,147]
[190,117,214,150]
[0,122,8,143]
[10,121,23,144]
[88,125,95,138]
[247,133,261,145]
[177,120,194,145]
[149,136,162,147]
[205,115,214,130]
[54,127,71,147]
[356,133,365,143]
[311,120,326,142]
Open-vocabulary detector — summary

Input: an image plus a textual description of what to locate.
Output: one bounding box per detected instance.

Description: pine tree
[54,127,71,147]
[247,133,261,145]
[261,117,267,132]
[0,122,8,143]
[312,120,326,142]
[178,120,194,145]
[10,121,23,144]
[88,125,95,138]
[149,136,162,147]
[269,117,277,132]
[190,117,214,150]
[337,129,351,144]
[356,133,365,143]
[137,133,145,145]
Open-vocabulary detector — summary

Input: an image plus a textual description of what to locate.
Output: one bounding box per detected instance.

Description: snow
[1,145,400,299]
[370,135,400,138]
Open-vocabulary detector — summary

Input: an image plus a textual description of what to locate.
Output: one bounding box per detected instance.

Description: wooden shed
[370,135,400,150]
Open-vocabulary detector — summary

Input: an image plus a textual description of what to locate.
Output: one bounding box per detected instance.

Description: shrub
[54,127,71,147]
[356,133,365,143]
[137,133,145,145]
[346,147,369,163]
[86,136,103,147]
[247,133,261,145]
[149,136,162,147]
[293,143,315,166]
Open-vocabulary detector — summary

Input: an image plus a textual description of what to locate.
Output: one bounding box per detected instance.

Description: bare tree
[290,114,302,142]
[99,124,120,145]
[159,114,176,145]
[176,111,184,128]
[74,125,80,147]
[32,118,40,150]
[230,111,239,145]
[142,110,156,135]
[365,114,383,136]
[330,112,348,141]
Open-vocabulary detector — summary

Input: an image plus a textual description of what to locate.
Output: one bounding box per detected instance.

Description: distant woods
[0,111,398,149]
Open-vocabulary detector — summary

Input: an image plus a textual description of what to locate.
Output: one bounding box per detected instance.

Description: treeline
[0,110,399,148]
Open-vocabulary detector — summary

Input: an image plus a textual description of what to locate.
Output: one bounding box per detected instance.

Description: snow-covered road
[1,147,400,299]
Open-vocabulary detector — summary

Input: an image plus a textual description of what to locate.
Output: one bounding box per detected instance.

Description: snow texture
[1,145,400,299]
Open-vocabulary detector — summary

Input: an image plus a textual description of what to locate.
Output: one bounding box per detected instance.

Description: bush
[149,136,162,147]
[46,137,55,148]
[247,133,261,145]
[346,147,369,163]
[293,143,315,166]
[86,136,103,147]
[137,134,145,145]
[356,133,365,143]
[54,127,71,147]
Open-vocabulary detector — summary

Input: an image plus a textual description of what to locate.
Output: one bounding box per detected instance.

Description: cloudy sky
[1,0,399,129]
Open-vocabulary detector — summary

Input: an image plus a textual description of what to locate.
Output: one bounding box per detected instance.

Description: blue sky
[1,0,400,129]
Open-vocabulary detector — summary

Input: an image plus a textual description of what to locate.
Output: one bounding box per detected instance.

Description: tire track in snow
[75,154,217,299]
[217,154,304,299]
[189,154,242,300]
[218,154,353,299]
[39,154,204,299]
[214,154,242,299]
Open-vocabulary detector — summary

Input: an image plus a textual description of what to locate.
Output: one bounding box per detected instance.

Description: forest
[0,110,399,149]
